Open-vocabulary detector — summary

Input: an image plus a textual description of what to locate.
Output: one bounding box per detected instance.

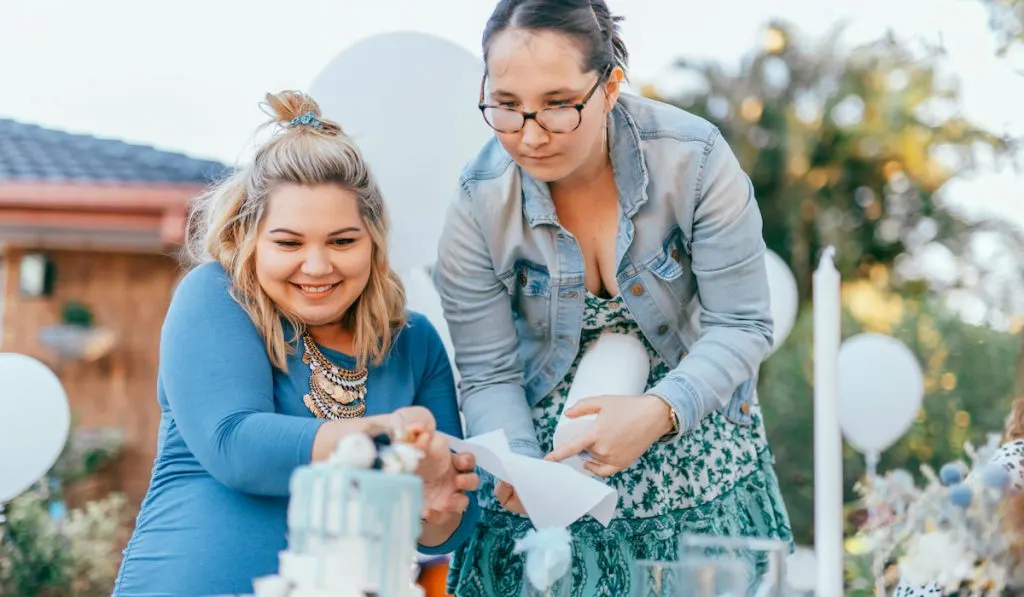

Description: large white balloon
[403,265,458,382]
[764,249,799,353]
[0,353,71,502]
[309,31,492,279]
[690,250,799,354]
[836,333,924,456]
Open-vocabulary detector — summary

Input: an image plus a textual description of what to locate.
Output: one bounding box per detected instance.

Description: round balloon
[764,249,799,353]
[0,353,71,502]
[309,31,492,279]
[837,333,924,455]
[689,250,799,354]
[403,265,458,381]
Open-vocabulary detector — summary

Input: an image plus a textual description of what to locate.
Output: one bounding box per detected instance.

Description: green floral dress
[448,292,793,597]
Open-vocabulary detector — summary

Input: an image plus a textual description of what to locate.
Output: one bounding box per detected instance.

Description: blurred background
[0,0,1021,595]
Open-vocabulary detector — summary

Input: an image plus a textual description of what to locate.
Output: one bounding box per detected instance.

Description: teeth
[300,285,334,293]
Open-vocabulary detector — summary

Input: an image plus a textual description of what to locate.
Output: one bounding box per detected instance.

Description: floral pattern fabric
[448,292,793,597]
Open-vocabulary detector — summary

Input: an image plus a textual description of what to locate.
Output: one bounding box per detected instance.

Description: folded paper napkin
[442,429,617,528]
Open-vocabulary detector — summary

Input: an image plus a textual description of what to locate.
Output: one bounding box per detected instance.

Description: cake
[254,431,427,597]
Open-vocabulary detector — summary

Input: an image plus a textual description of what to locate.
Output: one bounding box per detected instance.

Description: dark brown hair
[482,0,628,77]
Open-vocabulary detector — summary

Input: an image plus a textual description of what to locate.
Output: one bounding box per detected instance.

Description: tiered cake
[254,432,426,597]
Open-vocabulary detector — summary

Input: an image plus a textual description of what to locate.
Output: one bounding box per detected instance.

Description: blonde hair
[184,90,406,371]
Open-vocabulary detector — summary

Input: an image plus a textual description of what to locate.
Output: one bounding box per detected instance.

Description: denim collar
[520,100,650,227]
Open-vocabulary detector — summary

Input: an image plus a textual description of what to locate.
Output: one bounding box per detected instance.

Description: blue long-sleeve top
[113,262,478,597]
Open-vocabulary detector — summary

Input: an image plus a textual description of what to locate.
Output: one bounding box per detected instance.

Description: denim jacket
[433,93,773,458]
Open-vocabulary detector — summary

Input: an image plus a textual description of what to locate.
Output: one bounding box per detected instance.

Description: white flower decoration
[330,434,377,469]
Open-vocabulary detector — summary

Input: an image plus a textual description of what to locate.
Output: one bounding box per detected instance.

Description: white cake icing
[254,433,426,597]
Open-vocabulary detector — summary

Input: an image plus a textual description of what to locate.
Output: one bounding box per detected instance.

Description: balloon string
[864,451,885,597]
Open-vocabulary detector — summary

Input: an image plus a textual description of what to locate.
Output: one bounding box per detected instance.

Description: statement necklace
[301,333,368,419]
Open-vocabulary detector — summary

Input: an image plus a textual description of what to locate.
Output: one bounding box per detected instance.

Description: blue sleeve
[160,263,326,496]
[407,313,480,554]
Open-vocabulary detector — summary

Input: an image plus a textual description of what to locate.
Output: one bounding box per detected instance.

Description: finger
[495,481,511,503]
[584,460,620,477]
[455,472,480,492]
[444,493,470,513]
[412,430,433,452]
[545,434,595,462]
[508,496,527,515]
[564,398,603,418]
[452,452,476,472]
[428,432,448,456]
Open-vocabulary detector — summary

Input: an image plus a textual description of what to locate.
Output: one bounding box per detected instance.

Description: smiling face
[254,182,373,329]
[483,28,621,183]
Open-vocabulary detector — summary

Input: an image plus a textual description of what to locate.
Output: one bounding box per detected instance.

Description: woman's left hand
[544,394,674,477]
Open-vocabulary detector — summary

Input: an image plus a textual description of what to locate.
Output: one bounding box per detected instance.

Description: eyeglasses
[477,67,610,134]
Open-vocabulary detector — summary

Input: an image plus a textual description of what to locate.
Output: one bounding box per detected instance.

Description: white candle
[813,246,844,596]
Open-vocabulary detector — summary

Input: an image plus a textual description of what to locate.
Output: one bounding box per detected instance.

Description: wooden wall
[1,247,184,504]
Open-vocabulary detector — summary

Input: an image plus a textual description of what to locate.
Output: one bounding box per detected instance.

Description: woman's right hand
[495,481,526,515]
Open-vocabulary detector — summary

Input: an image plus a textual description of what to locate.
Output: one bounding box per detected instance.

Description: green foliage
[758,291,1021,544]
[650,22,1016,300]
[0,425,127,596]
[59,302,94,328]
[0,487,70,597]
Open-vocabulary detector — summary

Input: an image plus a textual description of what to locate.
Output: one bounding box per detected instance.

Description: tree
[643,22,1024,544]
[647,22,1017,303]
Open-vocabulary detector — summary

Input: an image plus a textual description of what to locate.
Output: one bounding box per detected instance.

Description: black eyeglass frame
[477,66,612,134]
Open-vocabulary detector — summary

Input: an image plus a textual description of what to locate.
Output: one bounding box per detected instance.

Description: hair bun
[261,90,343,135]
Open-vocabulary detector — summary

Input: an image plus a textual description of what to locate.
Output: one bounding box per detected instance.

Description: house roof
[0,118,231,252]
[0,118,227,184]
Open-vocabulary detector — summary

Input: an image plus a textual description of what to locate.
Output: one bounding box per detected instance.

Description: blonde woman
[113,91,479,597]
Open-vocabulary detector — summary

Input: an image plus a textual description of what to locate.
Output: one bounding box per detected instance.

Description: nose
[300,247,333,277]
[520,118,549,150]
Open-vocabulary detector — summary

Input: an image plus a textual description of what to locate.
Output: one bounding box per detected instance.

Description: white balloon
[403,266,458,382]
[309,31,493,279]
[764,249,799,353]
[689,250,799,354]
[0,353,71,502]
[836,333,924,455]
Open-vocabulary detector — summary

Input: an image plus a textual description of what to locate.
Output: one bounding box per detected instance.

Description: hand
[392,406,437,434]
[544,394,674,477]
[410,431,479,520]
[494,481,526,515]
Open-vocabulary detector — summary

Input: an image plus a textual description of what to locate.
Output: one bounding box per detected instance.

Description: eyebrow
[490,87,582,98]
[267,227,362,236]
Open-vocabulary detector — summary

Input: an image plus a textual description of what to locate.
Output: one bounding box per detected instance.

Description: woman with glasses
[433,1,792,595]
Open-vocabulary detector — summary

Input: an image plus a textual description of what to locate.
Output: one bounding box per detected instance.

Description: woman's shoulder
[617,93,720,145]
[165,261,252,327]
[395,311,444,351]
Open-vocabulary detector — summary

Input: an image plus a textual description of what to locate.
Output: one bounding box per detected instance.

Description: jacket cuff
[647,373,720,441]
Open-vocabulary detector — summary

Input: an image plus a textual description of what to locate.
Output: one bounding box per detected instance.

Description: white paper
[552,332,650,473]
[442,429,618,528]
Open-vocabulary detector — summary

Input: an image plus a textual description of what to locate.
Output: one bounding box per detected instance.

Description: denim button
[518,271,527,286]
[631,283,644,296]
[658,325,668,334]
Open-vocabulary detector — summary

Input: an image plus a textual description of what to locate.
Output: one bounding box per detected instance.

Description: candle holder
[632,558,748,597]
[677,534,795,596]
[520,563,571,597]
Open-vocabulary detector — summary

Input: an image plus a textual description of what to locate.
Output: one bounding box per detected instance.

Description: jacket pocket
[644,228,690,305]
[500,260,552,335]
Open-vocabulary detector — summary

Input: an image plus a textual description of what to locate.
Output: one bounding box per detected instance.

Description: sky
[0,0,1020,230]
